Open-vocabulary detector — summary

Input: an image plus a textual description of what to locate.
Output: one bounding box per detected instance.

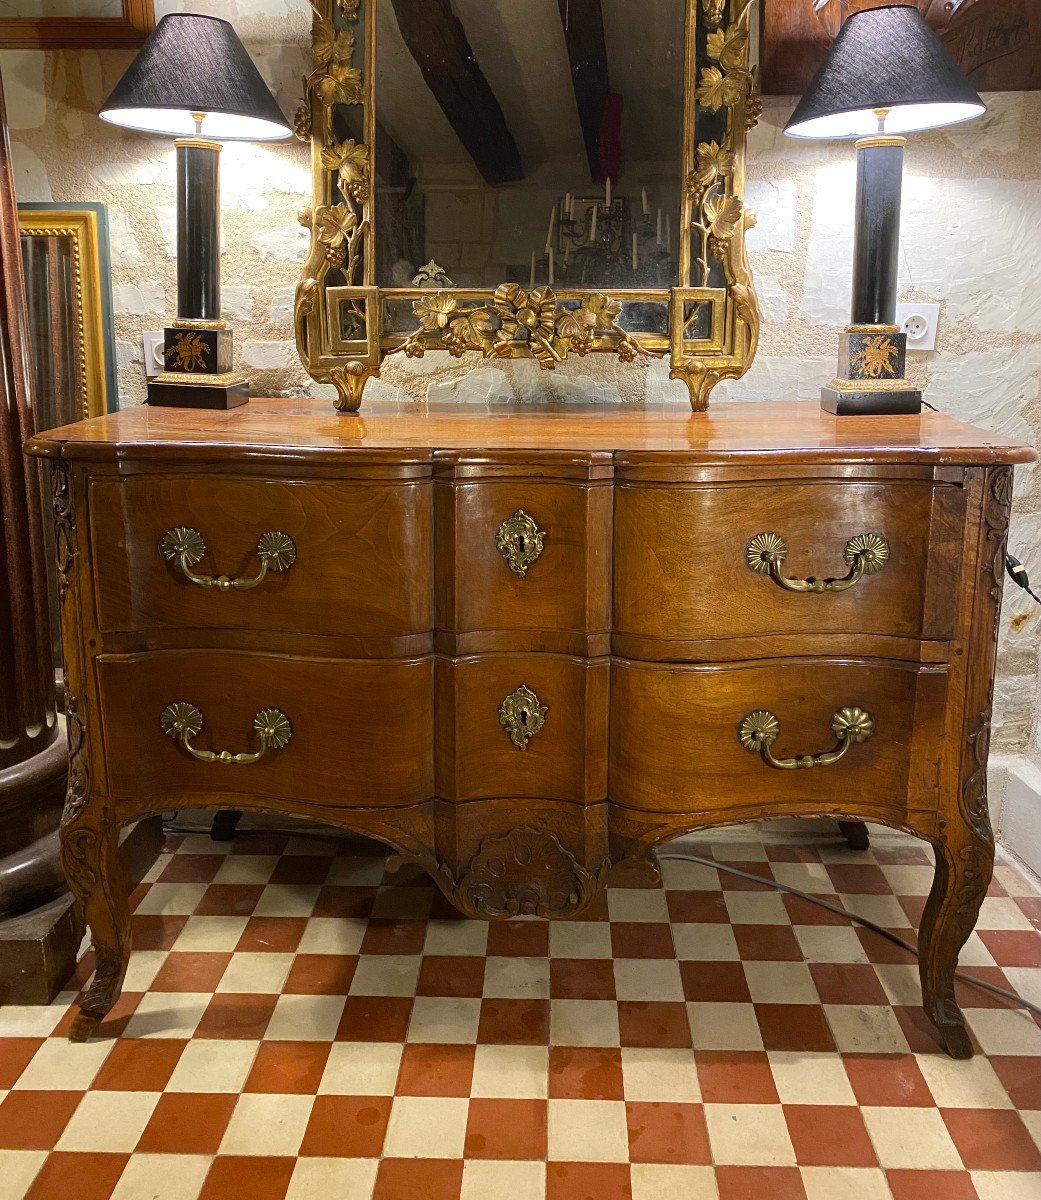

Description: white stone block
[268,287,296,330]
[251,224,309,263]
[0,50,47,130]
[106,207,142,268]
[222,286,254,323]
[112,282,166,317]
[9,141,51,202]
[755,275,791,325]
[745,180,796,254]
[241,340,295,370]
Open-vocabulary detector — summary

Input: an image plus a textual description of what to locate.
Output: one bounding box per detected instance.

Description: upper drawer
[435,471,612,654]
[89,475,432,646]
[614,480,964,657]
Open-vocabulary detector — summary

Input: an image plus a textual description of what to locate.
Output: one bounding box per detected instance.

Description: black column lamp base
[821,323,922,416]
[147,378,249,410]
[147,323,249,409]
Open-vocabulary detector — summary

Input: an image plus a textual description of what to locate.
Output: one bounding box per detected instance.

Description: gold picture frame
[0,0,153,49]
[295,0,760,412]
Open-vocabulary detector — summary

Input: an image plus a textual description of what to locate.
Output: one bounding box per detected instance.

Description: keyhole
[520,710,529,726]
[517,535,527,553]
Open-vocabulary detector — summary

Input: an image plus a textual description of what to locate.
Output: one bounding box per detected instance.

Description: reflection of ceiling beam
[389,0,523,186]
[556,0,610,181]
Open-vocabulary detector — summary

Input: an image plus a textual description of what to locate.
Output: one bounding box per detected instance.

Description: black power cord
[1006,552,1041,606]
[657,851,1041,1018]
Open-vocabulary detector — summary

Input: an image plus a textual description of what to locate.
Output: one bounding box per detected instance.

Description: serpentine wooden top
[27,398,1036,466]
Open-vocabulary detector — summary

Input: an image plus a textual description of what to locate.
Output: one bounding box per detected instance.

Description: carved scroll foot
[330,362,379,413]
[918,834,993,1060]
[60,810,131,1042]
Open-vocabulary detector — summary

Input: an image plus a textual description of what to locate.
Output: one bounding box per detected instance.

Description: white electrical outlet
[142,331,166,378]
[895,302,940,352]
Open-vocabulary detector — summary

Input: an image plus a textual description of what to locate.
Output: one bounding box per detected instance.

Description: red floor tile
[783,1103,877,1166]
[244,1041,331,1094]
[718,863,777,891]
[781,892,851,926]
[151,951,232,993]
[136,1093,237,1154]
[396,1043,475,1097]
[954,966,1021,1011]
[885,1169,981,1200]
[625,1101,711,1164]
[373,1158,465,1200]
[130,914,188,950]
[464,1097,547,1158]
[0,1091,82,1150]
[808,962,889,1005]
[235,916,308,953]
[269,856,332,885]
[618,1001,693,1048]
[359,918,427,956]
[486,920,549,957]
[194,884,266,916]
[989,1054,1041,1109]
[551,958,617,1000]
[666,890,730,924]
[547,1162,632,1200]
[715,1165,808,1200]
[825,864,893,894]
[24,1151,129,1200]
[477,998,549,1044]
[52,992,142,1042]
[856,926,918,965]
[298,1095,391,1157]
[158,853,224,883]
[842,1053,934,1107]
[755,1003,836,1052]
[611,923,675,959]
[0,1038,44,1089]
[978,929,1041,968]
[549,1047,624,1100]
[195,992,278,1039]
[733,925,803,961]
[92,1039,187,1092]
[417,955,486,997]
[282,953,358,996]
[337,996,413,1042]
[198,1155,297,1200]
[696,1051,779,1105]
[313,884,376,918]
[941,1106,1041,1170]
[679,961,752,1003]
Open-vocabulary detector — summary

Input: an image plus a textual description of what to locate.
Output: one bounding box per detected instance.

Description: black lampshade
[785,4,985,139]
[100,13,292,141]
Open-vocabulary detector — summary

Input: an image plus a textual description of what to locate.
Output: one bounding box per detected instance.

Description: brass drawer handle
[747,532,889,593]
[499,685,547,750]
[161,702,293,764]
[496,510,547,577]
[161,527,297,592]
[739,706,874,771]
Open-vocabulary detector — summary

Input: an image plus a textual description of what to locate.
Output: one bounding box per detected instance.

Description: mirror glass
[373,0,685,294]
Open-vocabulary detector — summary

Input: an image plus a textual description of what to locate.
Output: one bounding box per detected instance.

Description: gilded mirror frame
[295,0,760,412]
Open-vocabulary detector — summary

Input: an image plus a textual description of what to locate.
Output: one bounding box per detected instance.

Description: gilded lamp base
[147,324,249,410]
[821,325,922,417]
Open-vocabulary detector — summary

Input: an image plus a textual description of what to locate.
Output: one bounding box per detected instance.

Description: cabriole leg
[60,809,131,1042]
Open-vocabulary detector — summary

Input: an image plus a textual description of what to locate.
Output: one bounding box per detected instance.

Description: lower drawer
[610,658,948,817]
[98,652,433,808]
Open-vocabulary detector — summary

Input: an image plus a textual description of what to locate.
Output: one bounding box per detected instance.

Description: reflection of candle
[530,250,536,289]
[570,195,576,219]
[656,209,662,245]
[546,205,556,254]
[665,213,671,252]
[642,187,649,216]
[606,177,612,206]
[590,204,597,241]
[565,192,572,219]
[548,246,555,286]
[632,232,638,273]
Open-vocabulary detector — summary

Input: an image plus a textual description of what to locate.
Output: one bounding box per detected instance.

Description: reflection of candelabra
[531,184,674,290]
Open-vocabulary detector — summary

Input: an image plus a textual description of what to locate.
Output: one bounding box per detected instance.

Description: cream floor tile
[723,891,791,926]
[547,921,614,959]
[173,835,231,855]
[836,893,910,928]
[215,952,294,994]
[549,999,620,1047]
[707,841,770,863]
[56,1090,160,1152]
[658,859,720,891]
[483,956,551,999]
[133,883,209,916]
[0,1003,68,1038]
[607,889,672,923]
[264,994,346,1041]
[121,992,212,1039]
[296,917,368,955]
[630,1164,719,1200]
[794,926,870,964]
[170,916,249,953]
[915,1051,1015,1108]
[613,959,684,1003]
[861,1105,963,1169]
[318,1042,403,1095]
[286,1157,379,1200]
[1020,1109,1041,1153]
[140,855,172,884]
[880,865,935,895]
[422,919,489,957]
[122,950,170,993]
[994,859,1041,897]
[218,1092,314,1155]
[547,1098,630,1162]
[686,1003,764,1052]
[1004,967,1041,1008]
[967,1008,1041,1056]
[957,933,999,968]
[800,1166,891,1200]
[252,884,321,918]
[767,1051,857,1105]
[742,961,819,1005]
[621,1047,701,1102]
[825,1005,910,1054]
[471,1044,549,1099]
[211,855,279,885]
[325,856,387,886]
[873,964,924,1007]
[461,1159,545,1200]
[165,1039,259,1093]
[972,1171,1041,1200]
[767,861,835,894]
[349,955,422,997]
[0,1150,46,1200]
[383,1095,469,1158]
[407,997,481,1044]
[11,1036,112,1090]
[976,896,1037,931]
[110,1154,212,1200]
[704,1103,796,1165]
[671,924,740,962]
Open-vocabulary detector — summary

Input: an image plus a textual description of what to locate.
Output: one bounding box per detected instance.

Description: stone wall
[1,0,1038,758]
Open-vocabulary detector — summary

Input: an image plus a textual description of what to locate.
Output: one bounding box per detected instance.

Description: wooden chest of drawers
[27,399,1034,1058]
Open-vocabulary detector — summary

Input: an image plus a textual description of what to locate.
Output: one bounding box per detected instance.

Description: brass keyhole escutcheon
[498,685,548,750]
[496,510,547,577]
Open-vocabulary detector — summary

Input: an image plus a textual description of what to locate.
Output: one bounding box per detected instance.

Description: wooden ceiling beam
[556,0,611,182]
[389,0,523,186]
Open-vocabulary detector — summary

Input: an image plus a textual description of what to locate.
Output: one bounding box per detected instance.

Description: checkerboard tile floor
[1,824,1038,1200]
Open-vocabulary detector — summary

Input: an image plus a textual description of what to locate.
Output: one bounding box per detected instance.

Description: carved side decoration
[51,458,75,603]
[981,464,1013,635]
[441,827,609,919]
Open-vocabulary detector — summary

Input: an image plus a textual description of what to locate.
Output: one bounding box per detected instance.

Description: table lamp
[784,4,985,416]
[100,13,292,409]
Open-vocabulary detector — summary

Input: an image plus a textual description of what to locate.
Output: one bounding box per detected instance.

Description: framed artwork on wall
[0,0,153,50]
